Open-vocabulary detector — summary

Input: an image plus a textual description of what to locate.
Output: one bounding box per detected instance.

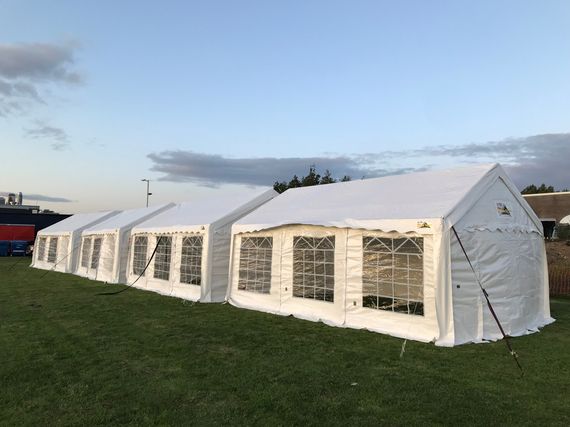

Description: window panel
[180,235,203,285]
[393,299,410,313]
[103,236,115,272]
[132,236,148,276]
[408,255,423,270]
[293,236,335,303]
[238,237,273,294]
[378,267,392,281]
[394,254,409,269]
[408,285,423,300]
[37,237,47,261]
[393,268,409,283]
[153,236,172,281]
[362,236,424,316]
[408,269,424,286]
[377,281,393,297]
[47,238,58,263]
[377,296,393,310]
[81,238,91,268]
[90,238,102,269]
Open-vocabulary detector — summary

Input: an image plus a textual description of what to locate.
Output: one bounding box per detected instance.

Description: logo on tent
[496,202,512,217]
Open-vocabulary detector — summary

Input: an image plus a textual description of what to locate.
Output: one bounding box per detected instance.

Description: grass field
[1,257,569,426]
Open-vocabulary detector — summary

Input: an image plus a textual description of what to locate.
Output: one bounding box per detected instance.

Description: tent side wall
[74,233,119,282]
[450,176,554,344]
[127,230,206,301]
[31,235,49,269]
[31,234,71,272]
[126,190,277,303]
[31,235,53,270]
[229,224,442,343]
[75,204,175,283]
[32,211,120,273]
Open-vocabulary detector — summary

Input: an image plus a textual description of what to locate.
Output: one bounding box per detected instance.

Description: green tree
[273,166,351,193]
[273,181,288,193]
[320,169,336,185]
[288,175,302,188]
[522,183,555,194]
[301,165,321,187]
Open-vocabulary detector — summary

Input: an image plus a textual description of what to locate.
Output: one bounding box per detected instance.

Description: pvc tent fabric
[75,203,175,283]
[31,210,120,273]
[228,163,553,346]
[232,164,511,234]
[132,189,278,234]
[126,188,278,302]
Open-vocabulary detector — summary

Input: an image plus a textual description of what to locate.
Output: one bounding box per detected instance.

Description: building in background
[0,192,70,256]
[523,192,570,239]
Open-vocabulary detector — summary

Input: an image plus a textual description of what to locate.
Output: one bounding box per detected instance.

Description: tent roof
[38,211,119,235]
[132,188,277,233]
[233,163,534,233]
[83,204,174,234]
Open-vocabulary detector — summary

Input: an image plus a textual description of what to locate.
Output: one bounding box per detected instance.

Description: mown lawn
[1,257,569,426]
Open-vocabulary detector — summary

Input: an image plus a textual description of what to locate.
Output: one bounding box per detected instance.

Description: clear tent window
[132,236,148,276]
[153,236,172,281]
[37,237,46,261]
[238,237,273,293]
[293,236,335,302]
[180,235,203,286]
[81,238,91,268]
[47,237,58,263]
[362,236,424,316]
[91,237,102,269]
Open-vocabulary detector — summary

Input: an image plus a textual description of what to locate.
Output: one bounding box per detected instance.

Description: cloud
[25,121,69,150]
[396,133,570,189]
[148,133,570,190]
[0,191,74,203]
[24,194,74,203]
[0,41,80,116]
[0,42,81,83]
[148,150,422,187]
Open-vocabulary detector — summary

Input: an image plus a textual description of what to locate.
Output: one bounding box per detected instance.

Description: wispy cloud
[25,120,70,150]
[148,133,570,190]
[0,41,81,116]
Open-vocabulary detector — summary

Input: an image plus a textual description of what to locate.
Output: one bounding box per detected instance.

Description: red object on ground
[0,224,35,241]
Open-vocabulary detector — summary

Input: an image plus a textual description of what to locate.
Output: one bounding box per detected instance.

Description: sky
[1,0,569,213]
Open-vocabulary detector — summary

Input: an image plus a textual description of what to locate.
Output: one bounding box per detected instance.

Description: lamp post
[141,179,152,207]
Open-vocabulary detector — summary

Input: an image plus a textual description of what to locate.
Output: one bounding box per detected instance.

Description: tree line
[274,166,567,195]
[521,184,568,194]
[273,166,351,193]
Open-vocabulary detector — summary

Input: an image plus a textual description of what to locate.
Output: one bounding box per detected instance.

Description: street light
[141,179,152,207]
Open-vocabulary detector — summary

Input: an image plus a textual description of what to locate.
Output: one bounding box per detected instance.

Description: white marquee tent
[228,164,554,346]
[126,189,277,302]
[31,210,120,273]
[75,203,175,283]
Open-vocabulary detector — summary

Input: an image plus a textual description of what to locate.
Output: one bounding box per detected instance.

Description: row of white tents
[32,163,554,346]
